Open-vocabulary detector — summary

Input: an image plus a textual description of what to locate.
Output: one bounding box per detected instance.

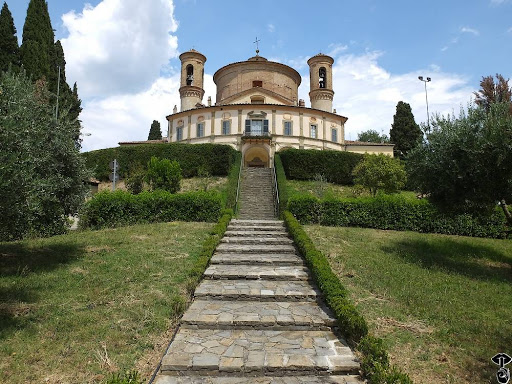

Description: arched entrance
[243,145,270,168]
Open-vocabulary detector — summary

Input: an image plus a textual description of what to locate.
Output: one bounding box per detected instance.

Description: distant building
[121,49,393,167]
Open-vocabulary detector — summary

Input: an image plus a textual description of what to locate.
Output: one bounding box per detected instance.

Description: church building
[123,48,394,167]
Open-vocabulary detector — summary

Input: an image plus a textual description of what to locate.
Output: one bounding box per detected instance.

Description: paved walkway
[154,219,363,383]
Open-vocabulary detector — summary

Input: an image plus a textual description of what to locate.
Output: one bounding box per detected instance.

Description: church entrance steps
[181,300,336,330]
[203,265,309,281]
[159,329,360,375]
[211,253,304,266]
[216,244,296,253]
[238,168,276,220]
[155,375,363,384]
[154,218,362,383]
[220,237,294,245]
[194,280,321,302]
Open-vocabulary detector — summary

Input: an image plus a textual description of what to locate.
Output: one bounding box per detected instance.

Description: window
[222,120,231,135]
[252,80,262,87]
[196,122,204,137]
[310,124,317,138]
[176,127,183,141]
[283,121,293,136]
[319,67,326,89]
[331,128,338,142]
[245,119,269,136]
[186,64,194,86]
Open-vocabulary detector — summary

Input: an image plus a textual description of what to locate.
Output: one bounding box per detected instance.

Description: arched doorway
[243,145,270,168]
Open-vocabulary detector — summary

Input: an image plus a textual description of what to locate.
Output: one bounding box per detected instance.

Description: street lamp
[418,76,431,131]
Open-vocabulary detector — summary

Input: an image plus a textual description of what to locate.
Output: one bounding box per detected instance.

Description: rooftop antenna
[254,37,260,56]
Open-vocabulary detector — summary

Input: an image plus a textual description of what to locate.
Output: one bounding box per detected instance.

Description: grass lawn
[304,225,512,384]
[98,177,228,194]
[0,221,213,383]
[286,179,417,200]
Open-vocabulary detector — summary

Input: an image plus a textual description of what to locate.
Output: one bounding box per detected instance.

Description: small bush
[80,190,222,229]
[125,167,145,194]
[287,194,506,238]
[223,152,242,211]
[104,371,144,384]
[352,154,406,196]
[279,148,363,185]
[146,156,182,193]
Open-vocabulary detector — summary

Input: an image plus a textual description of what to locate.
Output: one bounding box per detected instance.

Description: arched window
[319,67,326,89]
[186,65,194,86]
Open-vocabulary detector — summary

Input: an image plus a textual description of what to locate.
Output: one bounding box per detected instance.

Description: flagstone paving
[154,169,362,382]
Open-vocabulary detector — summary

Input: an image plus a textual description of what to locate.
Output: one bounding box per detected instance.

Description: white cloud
[267,24,275,33]
[490,0,510,5]
[61,0,178,98]
[460,26,480,36]
[508,27,512,33]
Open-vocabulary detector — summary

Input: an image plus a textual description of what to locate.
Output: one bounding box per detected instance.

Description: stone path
[238,168,276,220]
[154,219,363,383]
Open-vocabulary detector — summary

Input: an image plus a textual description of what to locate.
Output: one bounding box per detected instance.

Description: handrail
[272,158,280,218]
[234,155,243,215]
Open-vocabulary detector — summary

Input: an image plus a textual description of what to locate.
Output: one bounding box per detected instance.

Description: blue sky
[8,0,512,151]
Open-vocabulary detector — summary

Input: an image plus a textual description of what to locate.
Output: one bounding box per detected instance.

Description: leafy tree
[474,74,512,113]
[389,101,422,159]
[357,129,390,143]
[352,154,406,197]
[0,69,88,241]
[20,0,56,86]
[0,2,20,72]
[407,102,512,225]
[146,157,181,193]
[148,120,162,140]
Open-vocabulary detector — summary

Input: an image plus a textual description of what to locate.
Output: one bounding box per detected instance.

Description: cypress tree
[20,0,55,85]
[390,101,422,159]
[0,2,20,72]
[148,120,162,140]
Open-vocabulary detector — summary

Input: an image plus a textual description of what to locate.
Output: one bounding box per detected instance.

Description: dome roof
[247,55,268,62]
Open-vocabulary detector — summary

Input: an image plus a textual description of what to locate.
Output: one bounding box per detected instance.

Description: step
[216,244,295,254]
[230,220,284,226]
[220,237,294,245]
[211,253,303,266]
[181,300,336,330]
[225,231,287,237]
[194,280,320,301]
[160,329,359,375]
[204,265,309,280]
[227,225,285,232]
[155,375,364,383]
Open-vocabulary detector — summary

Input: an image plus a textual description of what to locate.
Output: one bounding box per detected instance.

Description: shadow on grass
[0,242,85,338]
[381,238,512,283]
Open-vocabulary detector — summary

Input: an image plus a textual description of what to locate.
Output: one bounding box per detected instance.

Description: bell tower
[179,49,207,111]
[307,53,334,113]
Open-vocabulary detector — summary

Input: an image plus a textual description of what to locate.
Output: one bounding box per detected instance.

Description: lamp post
[418,76,431,131]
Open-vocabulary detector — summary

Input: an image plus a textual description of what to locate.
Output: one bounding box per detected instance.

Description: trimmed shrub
[279,148,363,185]
[274,154,289,218]
[223,152,242,211]
[288,194,506,238]
[82,143,238,181]
[80,190,222,229]
[146,156,182,193]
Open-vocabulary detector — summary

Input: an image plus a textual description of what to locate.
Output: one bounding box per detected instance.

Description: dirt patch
[373,317,434,335]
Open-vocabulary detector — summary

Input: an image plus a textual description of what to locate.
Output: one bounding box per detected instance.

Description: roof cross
[254,37,261,55]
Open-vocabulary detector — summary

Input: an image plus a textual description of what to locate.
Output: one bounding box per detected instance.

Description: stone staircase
[154,219,363,383]
[238,168,276,220]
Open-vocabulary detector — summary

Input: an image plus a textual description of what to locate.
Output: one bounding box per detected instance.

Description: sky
[8,0,512,151]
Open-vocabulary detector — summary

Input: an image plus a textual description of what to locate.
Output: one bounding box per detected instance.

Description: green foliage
[20,0,56,83]
[390,101,422,159]
[0,69,88,241]
[352,154,406,197]
[82,144,237,181]
[283,212,411,383]
[287,194,506,238]
[407,102,512,224]
[80,190,222,230]
[279,148,363,185]
[0,2,20,72]
[222,152,242,210]
[104,371,144,384]
[146,156,182,193]
[474,74,512,113]
[357,129,390,143]
[148,120,162,140]
[274,154,289,218]
[125,167,145,194]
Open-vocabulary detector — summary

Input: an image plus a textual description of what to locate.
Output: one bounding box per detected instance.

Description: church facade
[153,49,393,167]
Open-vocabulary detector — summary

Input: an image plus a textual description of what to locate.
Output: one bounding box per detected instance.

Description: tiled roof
[345,140,394,146]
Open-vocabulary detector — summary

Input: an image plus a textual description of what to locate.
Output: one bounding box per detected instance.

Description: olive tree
[352,154,406,197]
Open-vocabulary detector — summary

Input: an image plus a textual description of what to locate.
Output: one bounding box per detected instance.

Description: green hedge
[288,194,506,238]
[223,152,242,211]
[274,154,289,218]
[279,148,363,185]
[82,143,238,181]
[80,190,222,230]
[283,212,411,383]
